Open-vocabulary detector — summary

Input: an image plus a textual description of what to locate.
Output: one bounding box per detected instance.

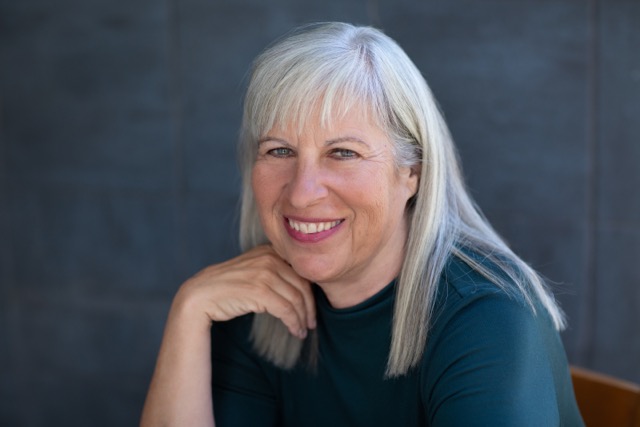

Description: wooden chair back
[571,366,640,427]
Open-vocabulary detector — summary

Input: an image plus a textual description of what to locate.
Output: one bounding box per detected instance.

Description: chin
[289,257,342,284]
[292,266,335,284]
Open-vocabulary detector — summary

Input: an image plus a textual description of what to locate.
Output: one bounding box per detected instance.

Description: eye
[267,147,294,158]
[329,148,359,160]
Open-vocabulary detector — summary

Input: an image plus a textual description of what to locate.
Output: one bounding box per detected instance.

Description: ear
[399,165,420,201]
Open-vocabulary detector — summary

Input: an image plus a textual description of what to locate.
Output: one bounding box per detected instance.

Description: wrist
[168,284,213,333]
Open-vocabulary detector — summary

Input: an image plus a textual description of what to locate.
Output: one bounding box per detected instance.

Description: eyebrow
[326,136,370,148]
[257,136,289,145]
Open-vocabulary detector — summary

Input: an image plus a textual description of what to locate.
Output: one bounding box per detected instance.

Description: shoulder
[430,253,541,349]
[428,253,552,363]
[420,254,572,425]
[436,252,531,315]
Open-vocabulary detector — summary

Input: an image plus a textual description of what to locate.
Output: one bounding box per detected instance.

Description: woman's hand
[176,244,316,338]
[140,245,314,427]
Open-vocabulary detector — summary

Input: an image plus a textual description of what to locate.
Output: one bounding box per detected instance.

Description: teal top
[211,255,584,426]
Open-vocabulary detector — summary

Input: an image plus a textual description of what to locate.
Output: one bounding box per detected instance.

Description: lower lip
[284,218,344,243]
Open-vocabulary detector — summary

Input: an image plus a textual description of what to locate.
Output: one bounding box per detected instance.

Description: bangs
[244,37,390,141]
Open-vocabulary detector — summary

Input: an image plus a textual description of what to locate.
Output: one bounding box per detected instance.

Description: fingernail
[298,329,307,339]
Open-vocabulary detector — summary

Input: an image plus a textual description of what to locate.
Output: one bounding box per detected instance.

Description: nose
[287,159,329,209]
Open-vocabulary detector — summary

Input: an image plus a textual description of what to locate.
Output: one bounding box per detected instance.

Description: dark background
[1,0,639,425]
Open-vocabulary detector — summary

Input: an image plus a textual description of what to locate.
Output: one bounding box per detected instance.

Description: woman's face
[251,105,419,306]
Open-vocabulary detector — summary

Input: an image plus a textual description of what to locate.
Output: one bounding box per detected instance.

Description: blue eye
[330,148,358,159]
[268,147,294,157]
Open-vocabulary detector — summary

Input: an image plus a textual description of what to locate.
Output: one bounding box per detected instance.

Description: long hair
[238,22,565,377]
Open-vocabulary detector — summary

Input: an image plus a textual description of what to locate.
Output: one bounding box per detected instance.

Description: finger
[261,245,316,330]
[256,248,316,330]
[205,245,315,334]
[255,286,308,338]
[268,276,312,335]
[252,260,309,335]
[276,268,316,329]
[241,258,309,338]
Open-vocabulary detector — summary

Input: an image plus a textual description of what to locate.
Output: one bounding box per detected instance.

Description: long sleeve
[211,315,279,427]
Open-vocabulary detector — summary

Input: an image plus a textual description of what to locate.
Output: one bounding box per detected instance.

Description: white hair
[238,22,565,377]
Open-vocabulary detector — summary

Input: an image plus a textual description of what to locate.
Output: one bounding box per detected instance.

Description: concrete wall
[1,1,638,425]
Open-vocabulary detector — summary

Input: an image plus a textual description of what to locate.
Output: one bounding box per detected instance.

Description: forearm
[140,245,314,426]
[140,294,215,427]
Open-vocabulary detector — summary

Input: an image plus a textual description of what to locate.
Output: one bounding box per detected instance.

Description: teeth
[288,219,340,235]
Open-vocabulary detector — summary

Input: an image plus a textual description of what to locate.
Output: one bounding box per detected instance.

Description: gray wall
[1,0,638,425]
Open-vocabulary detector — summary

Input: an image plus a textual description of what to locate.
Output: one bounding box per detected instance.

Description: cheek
[251,167,272,215]
[357,172,409,229]
[346,174,391,225]
[251,164,286,224]
[252,164,274,196]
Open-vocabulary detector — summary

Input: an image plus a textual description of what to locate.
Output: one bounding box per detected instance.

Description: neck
[316,221,408,309]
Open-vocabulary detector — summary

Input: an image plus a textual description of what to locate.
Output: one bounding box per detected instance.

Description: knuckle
[253,256,275,271]
[254,266,278,284]
[291,291,304,306]
[279,301,296,317]
[253,282,270,298]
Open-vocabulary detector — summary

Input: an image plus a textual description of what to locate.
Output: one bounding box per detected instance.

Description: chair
[571,366,640,427]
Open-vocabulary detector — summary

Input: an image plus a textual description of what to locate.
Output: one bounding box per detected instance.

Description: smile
[287,218,342,234]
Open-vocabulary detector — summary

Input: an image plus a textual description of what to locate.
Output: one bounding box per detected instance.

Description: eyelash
[329,148,358,160]
[266,147,294,158]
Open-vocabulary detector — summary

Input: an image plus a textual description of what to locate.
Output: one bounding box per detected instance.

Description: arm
[140,245,316,427]
[140,290,215,427]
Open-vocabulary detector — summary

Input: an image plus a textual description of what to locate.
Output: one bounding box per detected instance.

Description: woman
[141,22,584,426]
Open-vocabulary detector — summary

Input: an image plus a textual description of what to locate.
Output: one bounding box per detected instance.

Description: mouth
[284,217,344,242]
[287,218,342,234]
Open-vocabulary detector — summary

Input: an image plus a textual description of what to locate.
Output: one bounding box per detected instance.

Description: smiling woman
[140,22,585,427]
[252,106,418,307]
